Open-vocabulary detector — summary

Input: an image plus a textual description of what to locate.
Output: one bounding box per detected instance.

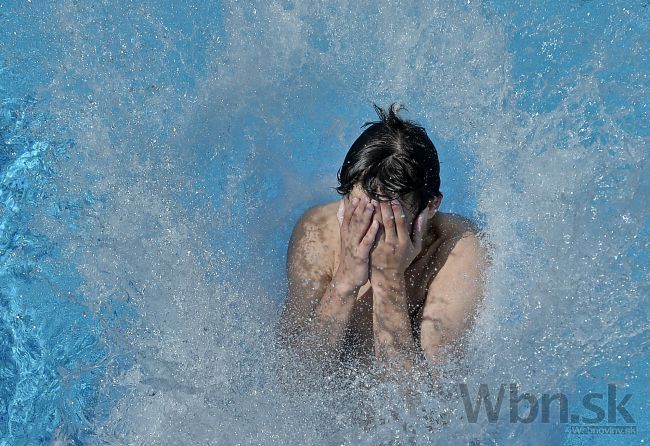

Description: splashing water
[0,0,647,444]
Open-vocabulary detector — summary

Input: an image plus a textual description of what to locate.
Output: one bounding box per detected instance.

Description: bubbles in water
[1,0,646,444]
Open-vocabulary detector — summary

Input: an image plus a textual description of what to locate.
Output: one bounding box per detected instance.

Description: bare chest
[330,240,443,365]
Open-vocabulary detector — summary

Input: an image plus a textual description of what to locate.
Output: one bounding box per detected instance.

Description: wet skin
[279,183,492,373]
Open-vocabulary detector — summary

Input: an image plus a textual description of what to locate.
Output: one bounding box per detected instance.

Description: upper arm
[278,206,333,344]
[419,230,491,364]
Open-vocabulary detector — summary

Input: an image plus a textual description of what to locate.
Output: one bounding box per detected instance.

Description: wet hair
[334,102,443,215]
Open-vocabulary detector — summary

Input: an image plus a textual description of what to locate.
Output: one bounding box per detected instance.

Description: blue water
[1,0,647,444]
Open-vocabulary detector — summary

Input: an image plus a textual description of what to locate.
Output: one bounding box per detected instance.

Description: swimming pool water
[0,0,647,444]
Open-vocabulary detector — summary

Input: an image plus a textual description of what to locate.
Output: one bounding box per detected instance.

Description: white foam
[31,0,648,443]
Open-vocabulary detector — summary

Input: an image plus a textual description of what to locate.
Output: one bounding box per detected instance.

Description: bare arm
[371,274,420,373]
[278,196,378,371]
[419,230,491,367]
[277,206,346,370]
[369,199,428,377]
[369,202,492,383]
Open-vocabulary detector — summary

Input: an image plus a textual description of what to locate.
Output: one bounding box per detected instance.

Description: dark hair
[335,102,443,215]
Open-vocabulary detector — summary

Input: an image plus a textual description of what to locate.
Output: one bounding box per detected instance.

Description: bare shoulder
[419,213,492,360]
[290,203,329,242]
[290,201,338,245]
[281,202,339,348]
[314,200,341,242]
[288,201,339,277]
[434,212,480,239]
[433,212,493,264]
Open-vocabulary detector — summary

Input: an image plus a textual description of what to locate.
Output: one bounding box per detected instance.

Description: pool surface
[0,0,647,444]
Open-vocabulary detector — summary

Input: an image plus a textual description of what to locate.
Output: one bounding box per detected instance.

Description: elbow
[419,320,468,367]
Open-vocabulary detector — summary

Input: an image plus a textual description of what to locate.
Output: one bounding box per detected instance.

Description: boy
[279,103,491,376]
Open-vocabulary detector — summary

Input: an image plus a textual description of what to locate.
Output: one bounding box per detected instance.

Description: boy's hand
[334,195,380,291]
[369,199,429,282]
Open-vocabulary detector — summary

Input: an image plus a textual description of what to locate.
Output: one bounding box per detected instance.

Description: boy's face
[346,183,421,233]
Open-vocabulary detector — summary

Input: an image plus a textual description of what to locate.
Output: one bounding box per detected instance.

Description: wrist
[331,270,361,297]
[370,265,406,282]
[370,269,406,290]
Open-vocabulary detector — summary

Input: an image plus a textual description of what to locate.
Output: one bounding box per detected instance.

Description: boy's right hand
[334,195,379,291]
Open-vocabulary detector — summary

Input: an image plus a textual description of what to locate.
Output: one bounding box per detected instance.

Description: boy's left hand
[369,199,429,282]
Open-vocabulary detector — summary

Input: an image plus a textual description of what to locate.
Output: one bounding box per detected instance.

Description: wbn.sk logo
[459,383,635,431]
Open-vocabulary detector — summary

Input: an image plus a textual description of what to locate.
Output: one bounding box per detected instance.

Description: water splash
[1,0,646,444]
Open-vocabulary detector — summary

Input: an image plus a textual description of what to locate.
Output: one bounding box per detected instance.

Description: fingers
[391,200,409,242]
[337,200,344,227]
[380,200,397,243]
[342,194,359,229]
[411,210,428,253]
[351,196,375,243]
[359,219,380,255]
[373,199,384,240]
